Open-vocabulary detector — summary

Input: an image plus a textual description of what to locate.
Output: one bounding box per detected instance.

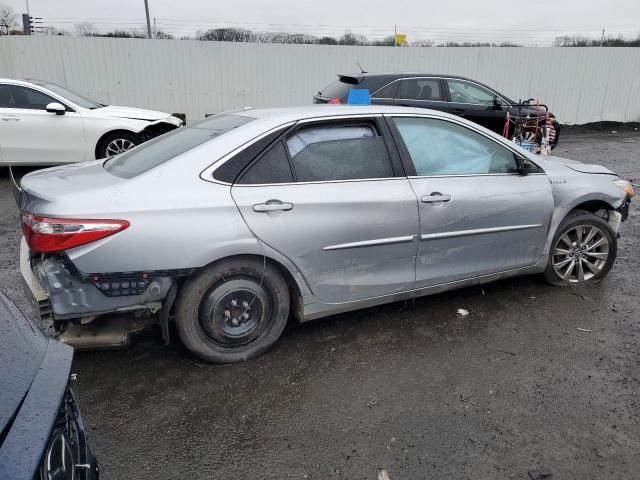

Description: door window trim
[370,77,510,106]
[221,115,407,187]
[384,113,544,178]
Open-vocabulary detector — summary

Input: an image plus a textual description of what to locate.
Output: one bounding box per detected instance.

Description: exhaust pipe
[58,315,155,351]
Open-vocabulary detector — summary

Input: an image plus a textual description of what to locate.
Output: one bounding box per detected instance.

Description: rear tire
[96,131,140,159]
[175,258,290,363]
[544,209,617,286]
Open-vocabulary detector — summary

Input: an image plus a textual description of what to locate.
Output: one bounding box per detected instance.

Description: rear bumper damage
[20,237,180,348]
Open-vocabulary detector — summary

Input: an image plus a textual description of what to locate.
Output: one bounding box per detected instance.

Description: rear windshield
[320,80,354,100]
[105,114,254,178]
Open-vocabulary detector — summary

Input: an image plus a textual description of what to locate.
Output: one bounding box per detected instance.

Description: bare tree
[411,39,434,47]
[0,3,18,35]
[75,21,98,36]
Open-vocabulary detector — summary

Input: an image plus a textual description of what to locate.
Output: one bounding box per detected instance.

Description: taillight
[21,213,130,253]
[328,98,342,104]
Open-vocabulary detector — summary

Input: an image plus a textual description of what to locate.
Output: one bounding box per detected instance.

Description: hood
[0,292,49,437]
[89,104,170,121]
[543,155,616,176]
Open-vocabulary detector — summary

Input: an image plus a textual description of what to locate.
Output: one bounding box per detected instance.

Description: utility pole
[144,0,152,38]
[600,29,605,47]
[394,24,397,47]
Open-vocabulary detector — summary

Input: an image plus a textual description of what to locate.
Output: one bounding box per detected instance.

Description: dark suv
[315,73,560,146]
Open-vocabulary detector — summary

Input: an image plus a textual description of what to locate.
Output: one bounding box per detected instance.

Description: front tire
[544,209,617,286]
[96,131,140,159]
[175,258,290,363]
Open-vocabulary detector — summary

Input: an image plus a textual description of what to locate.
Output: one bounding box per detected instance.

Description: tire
[175,258,290,363]
[544,209,617,286]
[96,131,140,159]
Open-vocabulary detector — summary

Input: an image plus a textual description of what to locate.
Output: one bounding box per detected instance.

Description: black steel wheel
[176,258,290,363]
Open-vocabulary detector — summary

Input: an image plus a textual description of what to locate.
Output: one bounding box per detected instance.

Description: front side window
[285,124,393,182]
[0,84,57,110]
[392,117,519,176]
[42,83,103,109]
[447,80,496,105]
[397,78,443,101]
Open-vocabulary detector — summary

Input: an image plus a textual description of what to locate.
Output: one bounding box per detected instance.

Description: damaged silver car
[16,106,634,363]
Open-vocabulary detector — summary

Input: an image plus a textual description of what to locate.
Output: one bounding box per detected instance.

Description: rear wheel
[96,131,140,159]
[544,210,617,285]
[175,258,290,363]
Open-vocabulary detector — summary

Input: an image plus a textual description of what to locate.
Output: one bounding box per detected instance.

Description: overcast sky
[4,0,640,45]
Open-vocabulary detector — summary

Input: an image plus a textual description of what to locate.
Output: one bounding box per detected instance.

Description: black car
[0,292,99,480]
[315,73,560,146]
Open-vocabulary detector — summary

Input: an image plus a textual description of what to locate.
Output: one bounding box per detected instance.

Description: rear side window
[372,81,399,99]
[285,124,393,182]
[319,80,353,100]
[239,142,293,184]
[397,78,443,101]
[105,114,254,179]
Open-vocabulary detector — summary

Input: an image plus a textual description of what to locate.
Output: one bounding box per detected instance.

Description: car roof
[235,104,454,122]
[341,72,475,82]
[0,78,47,86]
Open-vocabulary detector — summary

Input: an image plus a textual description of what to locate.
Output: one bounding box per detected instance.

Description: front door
[444,78,508,134]
[0,84,85,165]
[387,115,554,288]
[231,117,419,304]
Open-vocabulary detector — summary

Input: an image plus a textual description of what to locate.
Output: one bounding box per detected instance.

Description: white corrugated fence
[1,36,640,124]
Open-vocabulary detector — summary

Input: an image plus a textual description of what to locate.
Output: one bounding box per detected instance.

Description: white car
[0,78,183,165]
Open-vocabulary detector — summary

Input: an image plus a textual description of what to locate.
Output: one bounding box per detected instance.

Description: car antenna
[356,61,367,74]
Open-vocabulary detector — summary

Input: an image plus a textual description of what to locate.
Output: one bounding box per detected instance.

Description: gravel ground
[1,132,639,480]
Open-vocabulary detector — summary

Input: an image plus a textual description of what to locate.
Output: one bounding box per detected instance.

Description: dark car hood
[0,293,49,437]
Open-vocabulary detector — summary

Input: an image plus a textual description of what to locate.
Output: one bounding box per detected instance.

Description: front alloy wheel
[105,138,136,157]
[545,209,617,286]
[552,225,609,282]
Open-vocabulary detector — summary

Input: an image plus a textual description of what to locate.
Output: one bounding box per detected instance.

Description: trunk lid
[19,161,127,216]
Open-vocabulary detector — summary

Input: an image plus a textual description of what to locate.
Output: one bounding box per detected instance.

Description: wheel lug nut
[231,318,239,326]
[241,313,249,320]
[242,301,249,309]
[231,300,238,307]
[223,310,231,318]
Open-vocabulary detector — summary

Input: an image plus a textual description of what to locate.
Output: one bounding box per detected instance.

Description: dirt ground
[1,131,639,480]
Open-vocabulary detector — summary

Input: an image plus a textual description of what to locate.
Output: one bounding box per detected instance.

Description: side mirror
[45,102,66,115]
[492,96,503,110]
[516,155,533,175]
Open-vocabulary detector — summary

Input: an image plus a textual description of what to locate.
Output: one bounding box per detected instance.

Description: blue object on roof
[347,89,371,105]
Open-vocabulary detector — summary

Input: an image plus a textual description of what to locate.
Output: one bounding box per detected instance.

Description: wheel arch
[184,253,306,323]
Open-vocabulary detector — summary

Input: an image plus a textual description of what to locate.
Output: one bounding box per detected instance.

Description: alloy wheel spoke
[584,251,608,260]
[554,248,572,255]
[559,234,573,248]
[586,237,606,250]
[582,258,601,274]
[575,226,584,244]
[562,259,576,279]
[577,259,585,282]
[554,256,574,269]
[583,226,598,245]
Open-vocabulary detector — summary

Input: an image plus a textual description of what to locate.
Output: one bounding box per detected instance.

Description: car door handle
[421,193,451,203]
[1,117,20,121]
[451,109,466,116]
[253,201,294,212]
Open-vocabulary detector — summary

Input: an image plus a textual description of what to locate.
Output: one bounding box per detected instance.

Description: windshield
[105,114,255,179]
[43,83,104,109]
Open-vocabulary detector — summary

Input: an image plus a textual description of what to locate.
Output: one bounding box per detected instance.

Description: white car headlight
[166,116,183,127]
[613,179,636,197]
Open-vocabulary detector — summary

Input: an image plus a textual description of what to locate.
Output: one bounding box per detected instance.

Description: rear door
[387,114,554,288]
[393,77,449,112]
[231,116,420,304]
[444,78,508,134]
[0,84,86,165]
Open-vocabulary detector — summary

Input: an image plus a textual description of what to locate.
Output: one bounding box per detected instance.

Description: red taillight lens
[21,213,130,253]
[328,98,342,104]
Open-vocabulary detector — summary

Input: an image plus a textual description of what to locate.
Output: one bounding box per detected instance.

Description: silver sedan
[17,106,634,363]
